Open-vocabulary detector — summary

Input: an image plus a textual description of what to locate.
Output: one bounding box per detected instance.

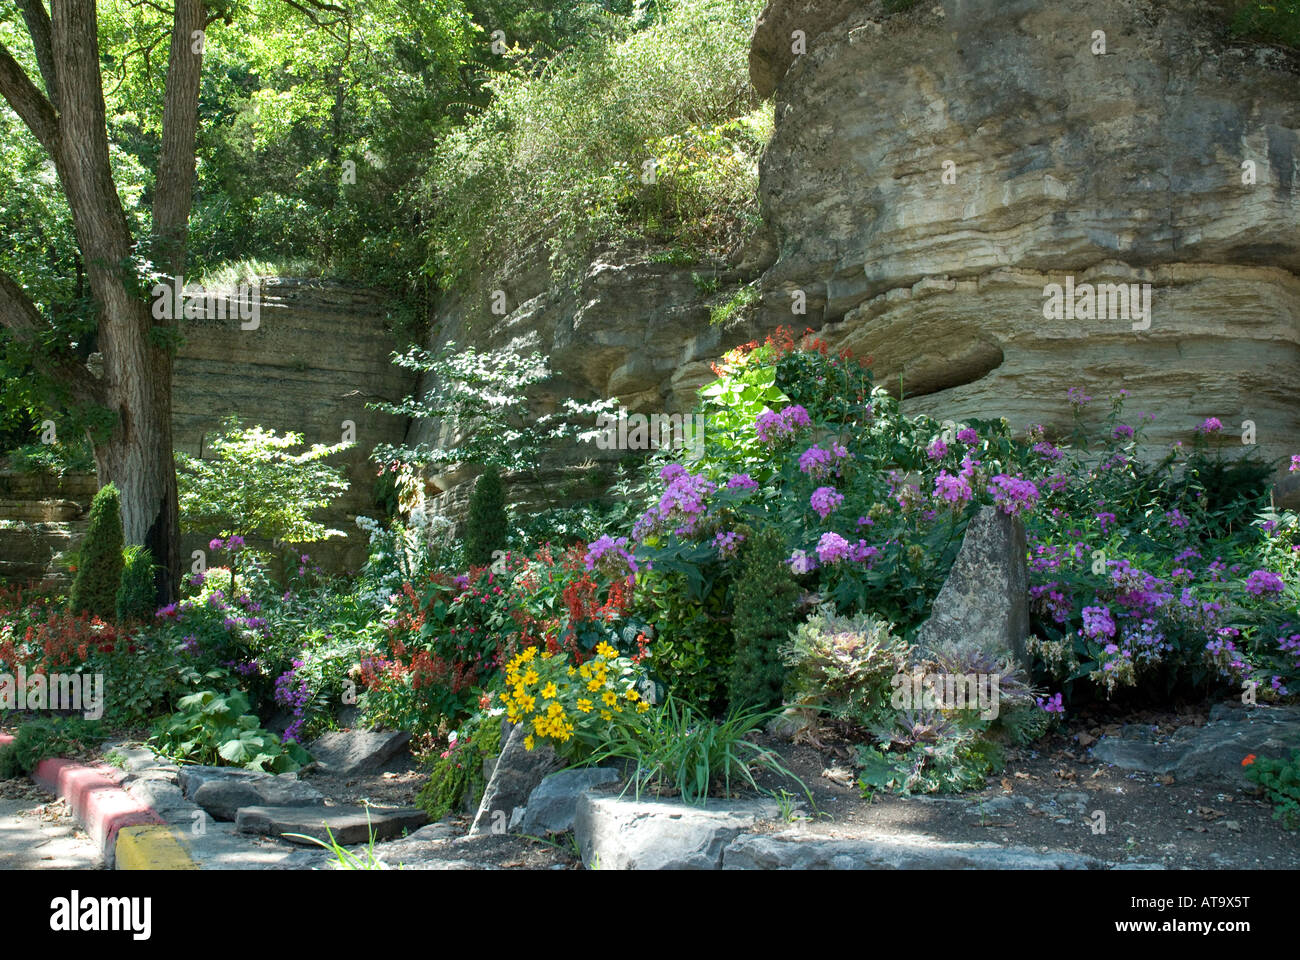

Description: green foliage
[1230,1,1300,47]
[176,417,352,546]
[69,484,125,620]
[728,527,799,711]
[116,545,157,623]
[369,343,576,475]
[586,694,805,804]
[465,466,509,568]
[856,735,1000,797]
[152,688,310,773]
[709,284,760,327]
[0,716,102,779]
[1245,750,1300,829]
[2,439,96,476]
[416,713,503,821]
[283,815,386,869]
[427,0,766,289]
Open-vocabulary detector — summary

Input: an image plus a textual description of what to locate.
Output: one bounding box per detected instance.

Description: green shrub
[465,466,508,568]
[727,527,800,711]
[68,483,124,620]
[427,0,767,289]
[0,716,102,779]
[416,713,503,822]
[709,283,759,327]
[115,545,156,622]
[1230,1,1300,48]
[1245,750,1300,829]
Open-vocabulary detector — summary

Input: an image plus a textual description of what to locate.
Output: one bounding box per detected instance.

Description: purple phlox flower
[755,404,811,444]
[1244,569,1285,596]
[810,486,844,520]
[989,474,1039,518]
[932,470,973,507]
[713,530,744,558]
[1033,441,1064,462]
[788,549,818,574]
[1037,693,1064,714]
[815,532,851,565]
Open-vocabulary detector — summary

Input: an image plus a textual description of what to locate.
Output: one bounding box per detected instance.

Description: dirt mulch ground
[746,703,1300,869]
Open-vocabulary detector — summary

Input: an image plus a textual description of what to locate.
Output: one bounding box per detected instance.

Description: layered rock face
[408,243,759,520]
[171,279,415,571]
[750,0,1300,501]
[0,281,414,584]
[413,0,1299,515]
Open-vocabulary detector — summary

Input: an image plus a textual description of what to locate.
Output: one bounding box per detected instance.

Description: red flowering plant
[0,586,171,727]
[359,544,649,734]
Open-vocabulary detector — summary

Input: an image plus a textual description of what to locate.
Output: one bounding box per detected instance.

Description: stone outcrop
[171,278,415,571]
[0,472,97,586]
[749,0,1300,502]
[414,0,1300,516]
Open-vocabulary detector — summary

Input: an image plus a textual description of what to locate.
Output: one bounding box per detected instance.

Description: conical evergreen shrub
[464,465,507,568]
[728,526,801,711]
[69,483,124,619]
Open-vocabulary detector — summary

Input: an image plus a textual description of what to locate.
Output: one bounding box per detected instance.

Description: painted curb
[0,732,199,870]
[116,824,201,870]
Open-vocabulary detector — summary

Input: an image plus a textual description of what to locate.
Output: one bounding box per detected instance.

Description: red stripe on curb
[30,758,164,863]
[2,732,182,868]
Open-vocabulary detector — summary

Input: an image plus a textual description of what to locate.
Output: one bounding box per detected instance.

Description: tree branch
[16,0,58,109]
[0,269,103,406]
[0,39,60,155]
[151,0,205,278]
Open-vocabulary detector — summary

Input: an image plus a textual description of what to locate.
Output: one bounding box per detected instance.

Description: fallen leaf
[1077,732,1096,748]
[1054,768,1077,781]
[1014,771,1031,780]
[1197,805,1225,821]
[821,766,854,787]
[1223,820,1242,832]
[1155,774,1174,785]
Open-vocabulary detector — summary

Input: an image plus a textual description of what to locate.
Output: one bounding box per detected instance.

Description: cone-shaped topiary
[464,465,507,568]
[728,526,800,711]
[69,483,124,619]
[116,545,157,622]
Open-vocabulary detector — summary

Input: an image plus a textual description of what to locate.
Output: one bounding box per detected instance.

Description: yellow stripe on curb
[115,824,200,870]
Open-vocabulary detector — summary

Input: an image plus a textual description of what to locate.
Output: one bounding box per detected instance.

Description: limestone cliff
[415,0,1300,512]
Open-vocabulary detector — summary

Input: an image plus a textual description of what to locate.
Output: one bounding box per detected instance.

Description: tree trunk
[0,1,213,604]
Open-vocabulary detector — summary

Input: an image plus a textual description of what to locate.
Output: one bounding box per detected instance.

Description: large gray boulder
[307,729,411,776]
[915,506,1029,665]
[193,776,325,822]
[235,804,427,845]
[469,722,565,836]
[518,768,621,836]
[574,794,782,870]
[721,830,1099,870]
[1093,703,1300,785]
